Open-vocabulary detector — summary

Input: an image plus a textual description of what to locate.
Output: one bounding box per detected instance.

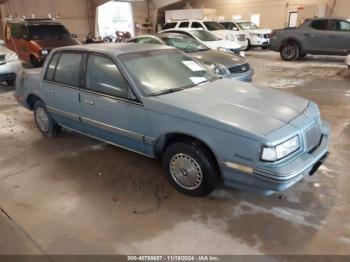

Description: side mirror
[72,33,78,38]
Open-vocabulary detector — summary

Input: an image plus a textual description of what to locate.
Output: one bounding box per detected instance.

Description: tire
[33,100,60,137]
[299,53,307,58]
[6,79,15,86]
[280,42,300,61]
[245,40,251,51]
[162,141,219,197]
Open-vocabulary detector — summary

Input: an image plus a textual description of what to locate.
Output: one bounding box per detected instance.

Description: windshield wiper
[149,87,188,97]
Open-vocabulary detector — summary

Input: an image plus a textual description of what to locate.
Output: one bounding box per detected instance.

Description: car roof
[157,32,192,38]
[54,43,174,56]
[308,17,349,21]
[8,19,62,26]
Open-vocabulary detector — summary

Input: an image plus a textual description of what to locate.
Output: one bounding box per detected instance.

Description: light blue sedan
[15,43,330,196]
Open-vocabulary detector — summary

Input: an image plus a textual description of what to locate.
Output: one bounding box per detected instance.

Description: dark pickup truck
[270,17,350,61]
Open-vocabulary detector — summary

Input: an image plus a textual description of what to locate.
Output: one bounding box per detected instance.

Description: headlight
[40,50,49,56]
[205,62,227,75]
[217,47,232,53]
[6,52,19,63]
[250,33,263,38]
[261,136,300,162]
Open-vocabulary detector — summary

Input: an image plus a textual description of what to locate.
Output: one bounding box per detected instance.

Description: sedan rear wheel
[162,141,219,197]
[34,101,60,137]
[280,42,300,61]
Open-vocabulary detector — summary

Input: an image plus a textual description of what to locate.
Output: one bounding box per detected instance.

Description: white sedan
[0,40,22,85]
[160,28,245,56]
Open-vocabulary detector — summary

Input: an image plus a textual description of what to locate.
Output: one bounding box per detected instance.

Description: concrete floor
[0,51,350,255]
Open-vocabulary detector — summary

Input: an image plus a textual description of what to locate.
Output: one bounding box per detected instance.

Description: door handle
[304,33,314,37]
[84,99,95,106]
[46,89,54,95]
[329,35,337,38]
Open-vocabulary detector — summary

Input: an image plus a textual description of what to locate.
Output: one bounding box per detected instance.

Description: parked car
[128,33,253,82]
[5,18,80,67]
[0,40,22,85]
[220,20,272,50]
[160,28,243,55]
[347,55,350,69]
[270,17,350,61]
[162,19,248,50]
[16,43,330,196]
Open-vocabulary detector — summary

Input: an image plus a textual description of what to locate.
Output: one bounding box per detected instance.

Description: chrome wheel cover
[169,153,203,190]
[282,45,296,59]
[35,107,50,132]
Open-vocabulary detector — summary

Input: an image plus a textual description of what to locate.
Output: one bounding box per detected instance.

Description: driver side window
[85,54,137,100]
[191,22,204,29]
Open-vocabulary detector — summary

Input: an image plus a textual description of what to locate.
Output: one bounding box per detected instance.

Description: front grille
[263,34,270,39]
[237,34,246,41]
[304,120,322,152]
[229,63,250,74]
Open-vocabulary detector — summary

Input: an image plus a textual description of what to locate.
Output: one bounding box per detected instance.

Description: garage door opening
[96,1,135,38]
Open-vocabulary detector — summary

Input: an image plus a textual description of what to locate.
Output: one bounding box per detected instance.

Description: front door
[79,53,147,154]
[303,19,330,53]
[40,51,82,128]
[326,19,350,54]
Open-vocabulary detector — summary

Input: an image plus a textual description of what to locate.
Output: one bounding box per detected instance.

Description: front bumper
[250,37,270,47]
[222,121,330,195]
[0,60,22,82]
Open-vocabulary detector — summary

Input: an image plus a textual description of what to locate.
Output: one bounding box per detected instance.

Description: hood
[32,38,80,49]
[210,30,234,40]
[204,40,241,50]
[246,29,272,35]
[148,78,308,138]
[189,50,247,68]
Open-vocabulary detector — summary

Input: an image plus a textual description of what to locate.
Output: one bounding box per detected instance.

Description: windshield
[238,22,259,30]
[161,35,209,53]
[190,30,220,41]
[29,24,70,40]
[203,21,225,31]
[120,50,217,96]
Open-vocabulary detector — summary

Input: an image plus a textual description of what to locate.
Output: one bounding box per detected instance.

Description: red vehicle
[5,19,80,67]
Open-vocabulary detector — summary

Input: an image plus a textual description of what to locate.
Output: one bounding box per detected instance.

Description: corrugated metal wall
[2,0,92,40]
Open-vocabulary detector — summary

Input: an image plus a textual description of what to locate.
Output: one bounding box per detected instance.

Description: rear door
[302,19,330,53]
[40,51,82,128]
[79,53,148,154]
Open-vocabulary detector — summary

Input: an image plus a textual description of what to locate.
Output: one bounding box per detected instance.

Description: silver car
[0,40,22,85]
[16,44,330,197]
[128,33,254,82]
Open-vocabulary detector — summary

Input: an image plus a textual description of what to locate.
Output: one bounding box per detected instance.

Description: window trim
[190,21,205,29]
[81,51,142,105]
[43,50,84,88]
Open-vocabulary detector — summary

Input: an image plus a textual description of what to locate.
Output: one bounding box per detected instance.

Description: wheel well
[280,38,302,52]
[155,133,222,178]
[26,94,41,110]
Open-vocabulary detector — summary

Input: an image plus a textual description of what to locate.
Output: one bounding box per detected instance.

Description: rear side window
[179,22,189,28]
[220,22,237,30]
[311,20,328,30]
[191,22,204,29]
[45,53,60,81]
[163,22,176,30]
[54,53,82,87]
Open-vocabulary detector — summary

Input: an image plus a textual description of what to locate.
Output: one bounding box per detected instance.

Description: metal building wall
[2,0,92,40]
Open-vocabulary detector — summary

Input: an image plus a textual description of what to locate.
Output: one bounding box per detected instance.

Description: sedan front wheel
[162,141,219,197]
